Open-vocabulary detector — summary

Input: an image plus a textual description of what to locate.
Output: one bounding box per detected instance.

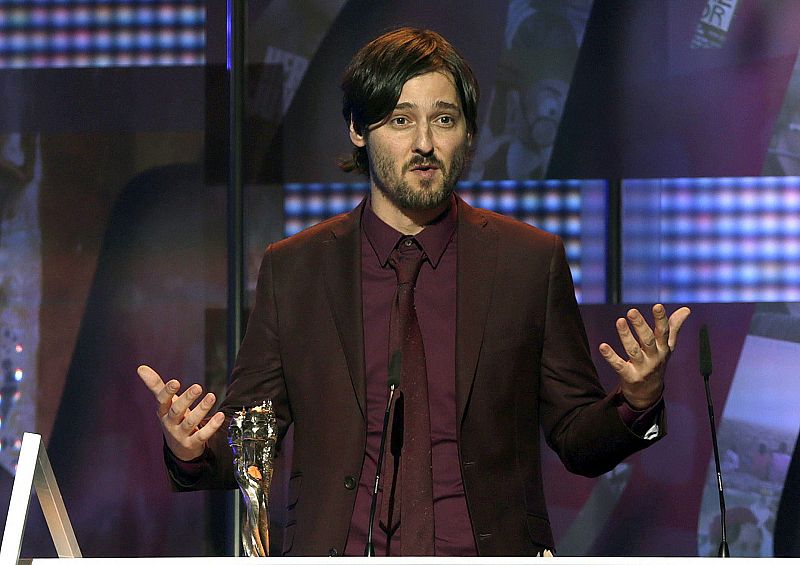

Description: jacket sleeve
[537,236,664,477]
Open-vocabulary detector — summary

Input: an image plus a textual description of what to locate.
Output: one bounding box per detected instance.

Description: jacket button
[344,475,357,490]
[329,547,339,556]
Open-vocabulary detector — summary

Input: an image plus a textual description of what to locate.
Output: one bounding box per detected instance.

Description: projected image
[697,305,800,557]
[764,54,800,177]
[0,1,204,69]
[468,0,591,181]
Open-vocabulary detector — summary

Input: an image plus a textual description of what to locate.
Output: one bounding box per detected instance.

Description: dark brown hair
[340,27,479,175]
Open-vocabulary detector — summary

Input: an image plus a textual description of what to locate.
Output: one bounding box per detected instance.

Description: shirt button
[344,475,357,490]
[329,547,339,556]
[404,239,413,246]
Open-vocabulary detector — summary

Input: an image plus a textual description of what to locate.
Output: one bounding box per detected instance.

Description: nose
[412,124,434,156]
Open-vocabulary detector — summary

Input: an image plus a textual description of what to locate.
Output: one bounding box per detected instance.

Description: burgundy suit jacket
[172,196,661,556]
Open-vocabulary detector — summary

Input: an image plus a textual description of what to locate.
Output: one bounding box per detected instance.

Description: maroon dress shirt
[343,197,476,556]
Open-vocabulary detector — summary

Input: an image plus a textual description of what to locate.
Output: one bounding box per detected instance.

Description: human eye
[390,115,410,127]
[436,114,456,127]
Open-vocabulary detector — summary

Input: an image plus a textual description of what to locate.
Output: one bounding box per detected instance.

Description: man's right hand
[138,364,225,461]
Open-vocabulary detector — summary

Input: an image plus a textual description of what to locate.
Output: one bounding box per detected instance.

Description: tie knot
[389,238,426,286]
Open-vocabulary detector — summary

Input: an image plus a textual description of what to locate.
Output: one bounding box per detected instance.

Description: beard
[367,141,469,211]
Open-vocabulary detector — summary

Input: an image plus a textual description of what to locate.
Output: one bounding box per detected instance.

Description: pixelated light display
[0,330,25,457]
[284,179,608,303]
[0,1,204,69]
[624,176,800,302]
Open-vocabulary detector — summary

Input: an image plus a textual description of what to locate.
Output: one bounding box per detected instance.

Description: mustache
[405,155,444,171]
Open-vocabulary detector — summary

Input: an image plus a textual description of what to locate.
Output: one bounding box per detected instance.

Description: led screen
[0,1,204,68]
[284,179,607,303]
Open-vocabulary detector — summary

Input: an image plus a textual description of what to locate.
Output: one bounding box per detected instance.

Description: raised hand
[137,364,225,461]
[598,304,691,410]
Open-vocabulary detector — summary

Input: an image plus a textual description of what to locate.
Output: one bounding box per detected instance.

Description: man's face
[350,71,471,210]
[519,78,568,149]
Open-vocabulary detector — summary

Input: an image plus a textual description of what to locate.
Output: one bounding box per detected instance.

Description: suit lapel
[322,203,366,418]
[319,197,497,423]
[455,198,498,425]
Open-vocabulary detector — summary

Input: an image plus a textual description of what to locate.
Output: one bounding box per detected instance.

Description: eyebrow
[394,101,462,113]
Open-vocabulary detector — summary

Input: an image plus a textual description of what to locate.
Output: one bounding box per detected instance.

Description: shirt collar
[362,193,458,268]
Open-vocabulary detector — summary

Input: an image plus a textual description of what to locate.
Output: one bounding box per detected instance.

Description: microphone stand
[365,352,401,557]
[700,325,729,557]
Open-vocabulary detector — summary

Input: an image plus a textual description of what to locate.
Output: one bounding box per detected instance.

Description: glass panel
[0,0,221,558]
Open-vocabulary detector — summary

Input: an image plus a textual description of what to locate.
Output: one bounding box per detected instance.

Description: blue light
[498,194,517,214]
[521,193,541,212]
[136,7,156,26]
[306,195,326,216]
[543,192,562,212]
[328,195,349,215]
[284,196,304,216]
[73,7,91,27]
[478,194,496,210]
[179,7,202,26]
[226,0,231,71]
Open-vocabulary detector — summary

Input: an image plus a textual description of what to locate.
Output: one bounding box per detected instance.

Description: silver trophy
[228,400,278,557]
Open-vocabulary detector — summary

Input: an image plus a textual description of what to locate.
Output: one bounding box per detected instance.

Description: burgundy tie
[382,237,435,555]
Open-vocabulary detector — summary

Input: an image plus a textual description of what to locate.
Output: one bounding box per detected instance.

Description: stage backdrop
[2,0,800,558]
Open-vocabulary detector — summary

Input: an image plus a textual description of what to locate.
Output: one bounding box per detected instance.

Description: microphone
[365,351,401,557]
[700,325,713,378]
[700,325,730,558]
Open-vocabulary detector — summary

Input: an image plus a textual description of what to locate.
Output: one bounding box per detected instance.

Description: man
[139,28,690,556]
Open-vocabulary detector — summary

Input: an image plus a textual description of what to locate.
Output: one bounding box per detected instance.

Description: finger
[154,380,180,418]
[165,384,203,425]
[652,304,669,349]
[138,365,180,419]
[627,308,657,355]
[192,411,226,444]
[615,317,644,364]
[667,306,692,350]
[180,392,217,432]
[598,342,629,376]
[137,365,166,396]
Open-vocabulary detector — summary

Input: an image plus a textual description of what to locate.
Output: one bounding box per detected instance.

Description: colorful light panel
[0,1,204,68]
[624,176,800,302]
[284,179,608,303]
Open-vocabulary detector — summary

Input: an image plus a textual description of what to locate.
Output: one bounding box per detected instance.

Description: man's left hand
[599,304,691,410]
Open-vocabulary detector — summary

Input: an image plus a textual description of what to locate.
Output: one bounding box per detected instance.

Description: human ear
[349,120,366,148]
